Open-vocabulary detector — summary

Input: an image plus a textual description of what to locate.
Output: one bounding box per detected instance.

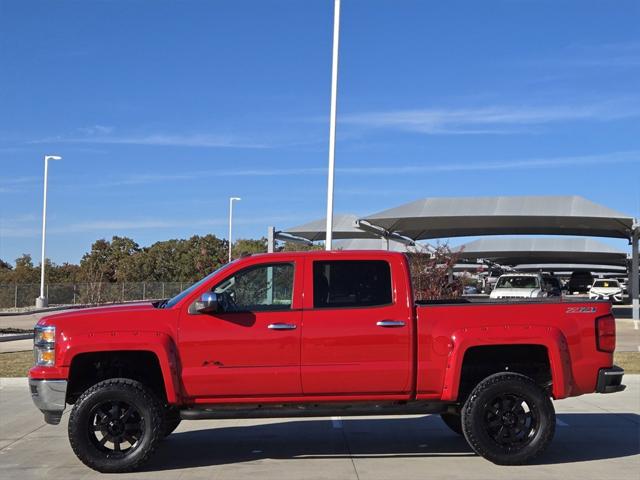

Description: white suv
[490,273,545,299]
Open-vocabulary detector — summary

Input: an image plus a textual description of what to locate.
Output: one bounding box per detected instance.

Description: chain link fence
[0,282,187,309]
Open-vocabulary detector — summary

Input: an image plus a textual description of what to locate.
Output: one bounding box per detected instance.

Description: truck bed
[414,299,614,401]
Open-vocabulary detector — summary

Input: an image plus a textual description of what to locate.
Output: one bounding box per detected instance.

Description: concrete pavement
[617,319,640,352]
[0,308,79,331]
[0,338,33,353]
[1,376,638,480]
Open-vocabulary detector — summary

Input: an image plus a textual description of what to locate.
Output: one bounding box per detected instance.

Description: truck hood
[590,287,622,295]
[36,302,158,328]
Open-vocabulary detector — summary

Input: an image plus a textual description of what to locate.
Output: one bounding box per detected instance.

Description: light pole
[324,0,341,251]
[228,197,241,262]
[36,155,62,308]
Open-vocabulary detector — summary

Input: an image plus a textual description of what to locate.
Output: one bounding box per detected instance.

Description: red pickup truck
[28,250,625,472]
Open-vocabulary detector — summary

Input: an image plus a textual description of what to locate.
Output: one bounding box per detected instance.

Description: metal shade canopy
[513,264,627,274]
[361,196,635,240]
[278,214,377,242]
[453,237,628,267]
[333,238,428,253]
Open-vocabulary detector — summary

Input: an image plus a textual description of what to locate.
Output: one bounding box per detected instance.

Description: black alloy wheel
[461,372,555,465]
[482,393,537,447]
[88,400,145,455]
[68,378,164,472]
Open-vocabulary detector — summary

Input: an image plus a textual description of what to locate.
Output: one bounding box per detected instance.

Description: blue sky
[1,0,639,265]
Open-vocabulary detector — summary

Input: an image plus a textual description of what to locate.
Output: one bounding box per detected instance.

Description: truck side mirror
[190,292,220,314]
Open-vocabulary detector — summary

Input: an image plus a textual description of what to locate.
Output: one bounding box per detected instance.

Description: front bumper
[596,365,626,394]
[589,293,623,303]
[29,378,67,424]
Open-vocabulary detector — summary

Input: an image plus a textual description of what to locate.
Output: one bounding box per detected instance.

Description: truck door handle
[268,323,297,330]
[376,320,406,328]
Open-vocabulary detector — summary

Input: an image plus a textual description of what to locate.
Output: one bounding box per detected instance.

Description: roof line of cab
[246,250,407,259]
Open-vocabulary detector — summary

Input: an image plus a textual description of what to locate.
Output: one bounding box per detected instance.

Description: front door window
[214,263,294,312]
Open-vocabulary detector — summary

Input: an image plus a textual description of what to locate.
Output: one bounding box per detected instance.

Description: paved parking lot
[1,376,638,480]
[617,319,640,352]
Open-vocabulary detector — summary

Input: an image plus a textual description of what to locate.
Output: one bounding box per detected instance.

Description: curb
[0,334,34,343]
[0,305,85,317]
[0,377,29,387]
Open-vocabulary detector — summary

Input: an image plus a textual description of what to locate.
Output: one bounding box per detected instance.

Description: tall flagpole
[325,0,341,250]
[37,155,62,308]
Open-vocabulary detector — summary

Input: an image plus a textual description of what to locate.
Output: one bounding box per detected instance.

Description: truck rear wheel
[68,378,164,473]
[461,372,555,465]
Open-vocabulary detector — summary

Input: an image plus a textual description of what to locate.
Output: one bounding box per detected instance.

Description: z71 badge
[566,306,597,314]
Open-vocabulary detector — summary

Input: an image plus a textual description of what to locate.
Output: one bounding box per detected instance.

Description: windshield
[593,280,619,288]
[161,263,232,309]
[543,277,560,289]
[495,276,540,289]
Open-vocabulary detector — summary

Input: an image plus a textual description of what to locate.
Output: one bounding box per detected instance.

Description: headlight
[34,325,55,366]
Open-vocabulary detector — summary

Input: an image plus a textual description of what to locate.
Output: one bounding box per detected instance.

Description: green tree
[279,242,322,252]
[13,254,39,284]
[109,236,142,282]
[233,238,267,258]
[0,259,12,283]
[48,262,81,284]
[80,239,113,283]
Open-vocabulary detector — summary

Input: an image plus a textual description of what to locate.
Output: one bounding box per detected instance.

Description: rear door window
[313,260,392,309]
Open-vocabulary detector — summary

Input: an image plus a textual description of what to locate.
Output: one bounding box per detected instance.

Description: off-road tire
[461,372,555,465]
[440,412,463,435]
[163,406,182,437]
[68,378,164,473]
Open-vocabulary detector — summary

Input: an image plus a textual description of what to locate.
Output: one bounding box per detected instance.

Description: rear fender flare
[441,324,572,401]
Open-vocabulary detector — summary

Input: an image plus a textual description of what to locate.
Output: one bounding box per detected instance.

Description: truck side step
[179,401,449,420]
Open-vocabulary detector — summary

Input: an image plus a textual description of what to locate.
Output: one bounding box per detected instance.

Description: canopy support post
[632,226,639,321]
[267,226,275,253]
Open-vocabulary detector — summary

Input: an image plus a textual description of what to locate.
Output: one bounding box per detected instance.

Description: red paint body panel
[300,253,414,395]
[177,255,305,398]
[28,251,617,407]
[415,301,613,400]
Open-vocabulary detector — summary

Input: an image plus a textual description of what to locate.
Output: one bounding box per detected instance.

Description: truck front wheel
[461,372,555,465]
[68,378,164,473]
[162,406,182,437]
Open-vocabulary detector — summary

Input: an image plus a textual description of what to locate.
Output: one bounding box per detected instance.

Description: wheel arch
[441,325,573,402]
[63,333,181,404]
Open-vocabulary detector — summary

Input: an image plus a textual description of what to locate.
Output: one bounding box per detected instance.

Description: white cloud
[0,215,307,238]
[103,149,640,185]
[30,132,271,149]
[0,176,40,194]
[335,150,640,174]
[77,125,114,136]
[0,176,39,185]
[101,167,328,187]
[532,41,640,69]
[341,100,640,135]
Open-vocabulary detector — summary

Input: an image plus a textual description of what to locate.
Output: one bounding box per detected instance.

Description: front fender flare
[59,330,182,403]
